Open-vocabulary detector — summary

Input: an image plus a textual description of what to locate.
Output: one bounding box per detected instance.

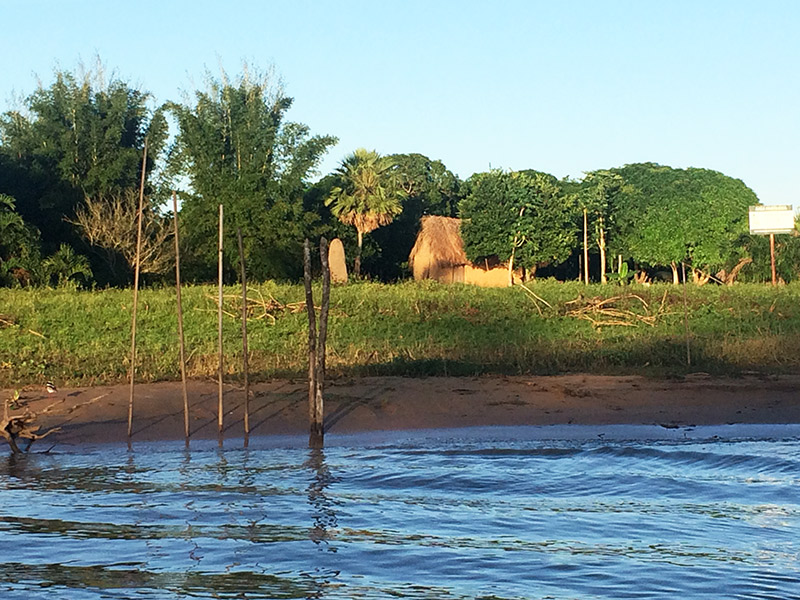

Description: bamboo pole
[313,237,330,443]
[237,228,250,437]
[682,261,691,366]
[127,138,148,439]
[173,191,190,440]
[217,204,224,436]
[302,239,318,440]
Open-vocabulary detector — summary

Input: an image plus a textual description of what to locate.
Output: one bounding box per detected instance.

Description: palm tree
[325,149,405,277]
[43,244,93,287]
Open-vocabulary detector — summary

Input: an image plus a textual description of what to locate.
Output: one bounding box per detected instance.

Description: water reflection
[305,447,340,551]
[302,447,341,599]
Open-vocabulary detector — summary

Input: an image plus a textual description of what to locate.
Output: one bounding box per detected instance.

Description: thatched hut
[409,216,520,287]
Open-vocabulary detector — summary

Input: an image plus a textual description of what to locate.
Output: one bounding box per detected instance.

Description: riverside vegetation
[2,280,799,388]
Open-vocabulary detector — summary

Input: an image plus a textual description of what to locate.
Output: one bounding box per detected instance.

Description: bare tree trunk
[724,257,753,285]
[670,261,680,285]
[354,230,363,278]
[508,235,517,287]
[691,267,711,285]
[598,219,607,284]
[583,208,589,284]
[770,233,777,286]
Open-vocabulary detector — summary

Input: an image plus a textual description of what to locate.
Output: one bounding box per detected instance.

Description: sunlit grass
[2,280,799,386]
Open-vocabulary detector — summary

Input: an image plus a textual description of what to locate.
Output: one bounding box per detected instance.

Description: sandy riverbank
[3,373,799,449]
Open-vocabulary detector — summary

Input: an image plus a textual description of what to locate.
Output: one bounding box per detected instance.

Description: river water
[1,425,799,599]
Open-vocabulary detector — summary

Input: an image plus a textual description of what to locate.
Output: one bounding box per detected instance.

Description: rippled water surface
[1,426,799,599]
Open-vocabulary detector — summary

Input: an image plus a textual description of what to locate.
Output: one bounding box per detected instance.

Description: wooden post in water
[217,204,224,436]
[172,191,190,440]
[303,240,318,441]
[237,228,250,437]
[127,138,148,439]
[313,237,330,443]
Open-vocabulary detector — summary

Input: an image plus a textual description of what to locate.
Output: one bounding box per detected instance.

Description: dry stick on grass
[173,191,190,440]
[237,228,250,437]
[128,138,148,439]
[0,315,46,339]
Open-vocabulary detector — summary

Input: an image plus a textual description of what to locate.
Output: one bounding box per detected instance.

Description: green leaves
[611,163,757,273]
[459,170,578,275]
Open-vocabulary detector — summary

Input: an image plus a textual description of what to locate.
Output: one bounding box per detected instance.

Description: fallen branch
[518,284,552,316]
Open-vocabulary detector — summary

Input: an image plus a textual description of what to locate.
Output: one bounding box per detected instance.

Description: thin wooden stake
[682,261,691,366]
[237,228,250,437]
[303,239,318,440]
[173,191,190,440]
[217,204,224,436]
[127,138,148,439]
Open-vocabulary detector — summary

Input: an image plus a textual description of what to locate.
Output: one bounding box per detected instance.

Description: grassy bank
[2,280,799,387]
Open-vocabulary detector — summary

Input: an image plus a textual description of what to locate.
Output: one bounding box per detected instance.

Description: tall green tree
[459,170,578,282]
[611,163,757,283]
[580,170,623,283]
[325,148,405,278]
[167,67,336,280]
[0,63,166,284]
[0,66,167,250]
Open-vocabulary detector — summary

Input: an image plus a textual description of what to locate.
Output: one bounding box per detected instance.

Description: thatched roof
[409,216,468,270]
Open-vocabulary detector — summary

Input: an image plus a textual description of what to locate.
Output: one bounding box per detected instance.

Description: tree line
[1,62,798,289]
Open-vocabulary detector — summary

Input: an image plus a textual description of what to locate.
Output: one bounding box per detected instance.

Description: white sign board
[748,205,795,235]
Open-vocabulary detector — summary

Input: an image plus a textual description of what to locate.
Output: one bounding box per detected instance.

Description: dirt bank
[4,373,799,449]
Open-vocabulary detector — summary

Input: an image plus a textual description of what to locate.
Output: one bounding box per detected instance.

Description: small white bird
[45,381,58,394]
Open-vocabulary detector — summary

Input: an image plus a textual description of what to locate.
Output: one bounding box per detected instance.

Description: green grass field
[1,279,799,387]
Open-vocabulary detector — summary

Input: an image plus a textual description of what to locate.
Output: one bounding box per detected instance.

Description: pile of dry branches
[564,291,670,328]
[201,287,307,324]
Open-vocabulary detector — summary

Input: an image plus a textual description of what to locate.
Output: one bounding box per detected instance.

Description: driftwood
[2,399,60,454]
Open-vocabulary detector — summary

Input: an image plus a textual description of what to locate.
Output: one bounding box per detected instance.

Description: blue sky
[2,0,797,205]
